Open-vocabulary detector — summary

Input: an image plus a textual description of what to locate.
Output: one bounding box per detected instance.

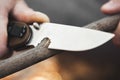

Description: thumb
[12,0,49,23]
[101,0,120,14]
[113,22,120,47]
[0,11,8,58]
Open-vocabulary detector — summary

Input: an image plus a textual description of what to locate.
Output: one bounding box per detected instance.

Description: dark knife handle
[8,21,32,50]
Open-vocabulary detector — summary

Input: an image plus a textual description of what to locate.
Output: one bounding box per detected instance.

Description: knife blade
[8,22,114,51]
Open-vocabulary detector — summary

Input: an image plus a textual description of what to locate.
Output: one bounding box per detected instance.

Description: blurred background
[2,0,120,80]
[26,0,107,26]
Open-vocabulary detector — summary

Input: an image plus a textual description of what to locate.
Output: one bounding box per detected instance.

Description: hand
[0,0,49,58]
[101,0,120,47]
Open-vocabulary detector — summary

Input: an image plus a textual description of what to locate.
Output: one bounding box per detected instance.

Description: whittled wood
[0,14,120,78]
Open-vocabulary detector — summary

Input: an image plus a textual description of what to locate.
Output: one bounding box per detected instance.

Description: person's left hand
[0,0,49,58]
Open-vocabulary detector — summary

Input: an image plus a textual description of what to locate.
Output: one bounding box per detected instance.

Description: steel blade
[28,23,114,51]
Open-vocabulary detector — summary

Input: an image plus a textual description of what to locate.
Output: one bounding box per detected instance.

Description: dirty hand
[101,0,120,46]
[0,0,49,58]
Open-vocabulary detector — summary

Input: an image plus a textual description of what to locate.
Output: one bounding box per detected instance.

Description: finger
[113,22,120,47]
[12,0,50,23]
[0,10,8,58]
[101,0,120,14]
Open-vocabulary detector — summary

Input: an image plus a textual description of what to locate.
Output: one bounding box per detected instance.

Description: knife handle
[8,21,32,50]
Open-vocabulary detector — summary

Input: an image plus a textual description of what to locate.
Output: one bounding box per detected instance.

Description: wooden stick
[0,14,120,78]
[85,14,120,31]
[0,38,61,78]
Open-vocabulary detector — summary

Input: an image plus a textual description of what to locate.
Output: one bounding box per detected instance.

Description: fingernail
[35,12,50,22]
[103,1,119,10]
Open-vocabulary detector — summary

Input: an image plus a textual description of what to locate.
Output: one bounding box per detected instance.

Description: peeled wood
[0,14,120,78]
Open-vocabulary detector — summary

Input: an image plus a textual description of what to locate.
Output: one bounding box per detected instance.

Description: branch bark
[0,14,120,78]
[0,38,62,78]
[84,14,120,31]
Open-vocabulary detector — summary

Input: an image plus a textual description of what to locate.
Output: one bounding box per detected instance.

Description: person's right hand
[0,0,49,58]
[101,0,120,47]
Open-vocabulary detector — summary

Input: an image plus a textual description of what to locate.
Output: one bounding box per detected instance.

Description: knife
[8,21,114,51]
[0,14,119,78]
